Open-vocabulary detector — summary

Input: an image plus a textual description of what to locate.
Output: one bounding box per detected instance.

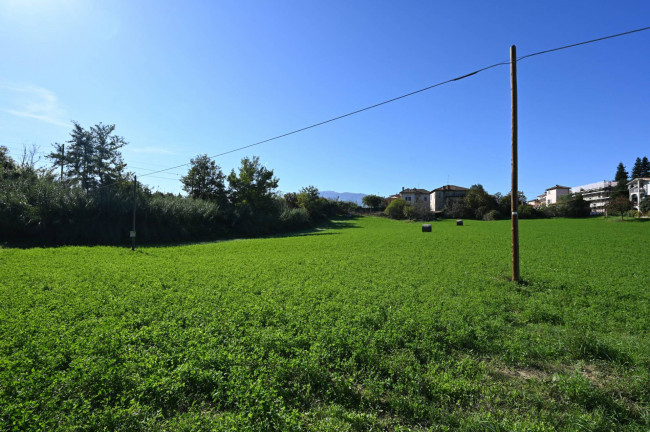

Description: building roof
[400,188,430,194]
[545,184,571,191]
[431,185,469,192]
[570,180,616,193]
[626,178,650,185]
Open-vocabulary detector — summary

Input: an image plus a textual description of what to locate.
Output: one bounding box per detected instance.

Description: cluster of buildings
[385,177,650,215]
[528,178,650,214]
[387,185,469,213]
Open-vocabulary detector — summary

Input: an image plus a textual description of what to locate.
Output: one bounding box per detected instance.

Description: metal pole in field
[510,45,520,282]
[131,175,137,251]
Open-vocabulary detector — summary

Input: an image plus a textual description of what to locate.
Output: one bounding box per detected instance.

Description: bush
[517,204,545,219]
[384,199,407,220]
[483,209,502,221]
[280,208,311,230]
[443,200,472,219]
[403,204,415,220]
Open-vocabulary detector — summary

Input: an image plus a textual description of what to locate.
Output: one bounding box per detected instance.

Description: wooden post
[511,45,520,282]
[132,175,137,251]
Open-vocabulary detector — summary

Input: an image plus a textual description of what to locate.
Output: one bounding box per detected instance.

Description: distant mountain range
[319,190,367,205]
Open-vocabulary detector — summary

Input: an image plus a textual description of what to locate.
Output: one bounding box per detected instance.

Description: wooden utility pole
[510,45,520,282]
[131,175,137,251]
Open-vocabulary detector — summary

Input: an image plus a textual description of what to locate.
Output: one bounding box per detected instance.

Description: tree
[631,157,643,179]
[557,194,591,218]
[90,123,127,186]
[181,154,227,204]
[48,121,127,192]
[283,192,298,209]
[464,184,496,219]
[606,196,632,220]
[297,185,326,219]
[362,194,386,210]
[384,198,407,219]
[497,190,527,215]
[611,162,629,199]
[0,146,16,174]
[227,156,279,210]
[641,156,650,178]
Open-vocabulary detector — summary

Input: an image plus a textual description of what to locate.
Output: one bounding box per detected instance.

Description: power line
[137,25,650,180]
[85,25,649,192]
[517,25,650,62]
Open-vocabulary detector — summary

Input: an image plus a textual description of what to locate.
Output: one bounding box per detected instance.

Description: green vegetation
[1,217,649,430]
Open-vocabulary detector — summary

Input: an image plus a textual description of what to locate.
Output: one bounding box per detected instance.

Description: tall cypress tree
[641,156,650,177]
[631,157,643,179]
[612,162,629,199]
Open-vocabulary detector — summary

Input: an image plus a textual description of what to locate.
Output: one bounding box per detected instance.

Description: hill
[319,190,366,204]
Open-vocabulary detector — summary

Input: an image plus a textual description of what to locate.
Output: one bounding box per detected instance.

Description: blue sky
[1,1,648,199]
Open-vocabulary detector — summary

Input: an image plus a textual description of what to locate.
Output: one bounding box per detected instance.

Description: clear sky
[1,0,648,199]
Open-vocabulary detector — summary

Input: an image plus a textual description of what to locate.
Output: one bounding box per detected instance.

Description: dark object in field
[422,224,432,232]
[456,220,463,226]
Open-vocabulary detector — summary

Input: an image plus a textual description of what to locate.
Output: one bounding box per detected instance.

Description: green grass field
[1,217,649,431]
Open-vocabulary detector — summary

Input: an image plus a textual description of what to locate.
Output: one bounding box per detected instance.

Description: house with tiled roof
[399,187,430,205]
[429,185,469,212]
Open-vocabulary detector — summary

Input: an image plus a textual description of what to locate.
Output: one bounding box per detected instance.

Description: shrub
[483,209,502,221]
[280,208,311,230]
[443,200,472,219]
[517,204,544,219]
[384,199,407,219]
[403,204,415,220]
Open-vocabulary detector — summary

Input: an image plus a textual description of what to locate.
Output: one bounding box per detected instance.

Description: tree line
[0,122,357,245]
[378,185,590,221]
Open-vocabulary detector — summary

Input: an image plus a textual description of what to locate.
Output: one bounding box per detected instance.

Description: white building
[571,180,617,214]
[399,188,430,204]
[628,178,650,210]
[541,185,571,205]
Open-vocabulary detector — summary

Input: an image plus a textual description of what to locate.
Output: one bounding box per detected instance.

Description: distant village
[386,177,649,215]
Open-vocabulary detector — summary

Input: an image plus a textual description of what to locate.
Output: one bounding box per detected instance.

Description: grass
[1,216,648,431]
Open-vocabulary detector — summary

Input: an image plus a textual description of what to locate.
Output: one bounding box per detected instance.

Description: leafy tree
[181,154,227,204]
[444,199,472,219]
[411,200,432,220]
[611,162,629,199]
[517,204,544,219]
[557,194,591,218]
[48,121,127,192]
[464,184,496,219]
[297,185,326,219]
[606,195,632,220]
[497,190,527,216]
[362,194,386,210]
[384,198,407,219]
[631,157,643,179]
[227,156,279,210]
[0,146,16,175]
[283,192,298,209]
